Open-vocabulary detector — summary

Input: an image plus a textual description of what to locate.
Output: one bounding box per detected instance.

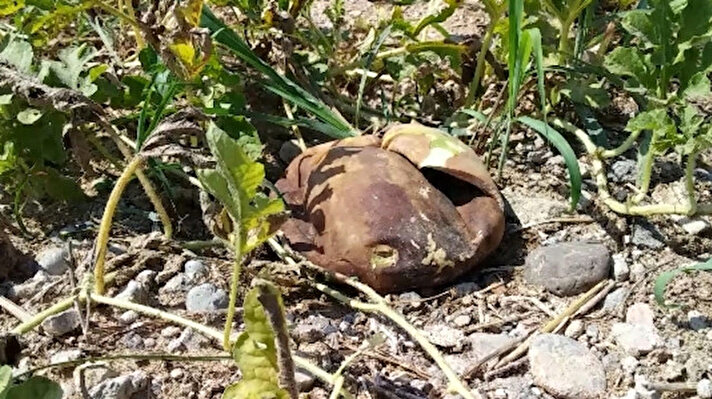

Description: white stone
[613,254,630,281]
[564,320,585,338]
[697,379,712,399]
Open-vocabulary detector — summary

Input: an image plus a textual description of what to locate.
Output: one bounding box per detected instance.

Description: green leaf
[6,377,62,399]
[44,44,98,95]
[528,27,546,115]
[0,365,12,398]
[224,284,290,399]
[604,47,654,92]
[516,116,582,208]
[201,7,356,138]
[0,38,33,73]
[215,115,263,161]
[621,9,655,45]
[34,167,85,202]
[654,258,712,308]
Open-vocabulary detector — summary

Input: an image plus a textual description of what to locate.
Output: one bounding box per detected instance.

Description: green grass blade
[528,28,546,116]
[507,0,524,114]
[515,116,582,208]
[356,25,392,125]
[201,7,357,138]
[456,109,488,123]
[654,258,712,308]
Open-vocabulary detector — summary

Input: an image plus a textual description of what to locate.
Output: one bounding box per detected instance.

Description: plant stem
[684,151,699,215]
[496,117,513,178]
[93,156,144,295]
[600,128,645,158]
[466,18,498,106]
[558,18,573,63]
[633,133,657,204]
[223,252,243,351]
[11,295,77,335]
[134,170,172,239]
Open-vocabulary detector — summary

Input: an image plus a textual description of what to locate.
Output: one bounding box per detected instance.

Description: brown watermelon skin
[275,125,504,293]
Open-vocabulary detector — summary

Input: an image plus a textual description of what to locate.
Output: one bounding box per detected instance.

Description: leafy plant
[0,365,63,399]
[197,122,285,349]
[654,258,712,308]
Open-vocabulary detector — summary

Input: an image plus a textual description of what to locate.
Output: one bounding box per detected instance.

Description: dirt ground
[1,1,712,398]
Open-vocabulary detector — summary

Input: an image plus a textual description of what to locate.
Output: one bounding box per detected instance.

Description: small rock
[169,368,184,379]
[77,367,118,390]
[184,259,207,284]
[161,274,185,293]
[10,271,51,299]
[36,246,69,276]
[144,338,155,348]
[586,325,600,340]
[630,263,646,281]
[89,371,149,399]
[167,328,208,353]
[161,326,181,338]
[424,324,465,349]
[453,282,479,297]
[564,320,584,338]
[292,315,337,343]
[633,374,661,399]
[631,221,666,249]
[116,281,149,305]
[453,315,471,327]
[398,292,422,309]
[609,159,637,183]
[118,311,139,325]
[493,388,507,399]
[528,334,606,398]
[444,333,517,375]
[120,332,144,350]
[295,370,315,391]
[134,270,156,287]
[627,303,655,327]
[687,310,708,331]
[698,379,712,399]
[603,287,629,312]
[524,242,611,296]
[279,139,302,163]
[611,322,661,356]
[613,254,629,281]
[50,349,81,364]
[185,283,228,312]
[620,356,639,374]
[675,217,711,235]
[662,360,685,381]
[41,309,80,336]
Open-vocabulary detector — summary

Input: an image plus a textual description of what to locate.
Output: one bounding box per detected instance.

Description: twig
[0,296,32,322]
[484,357,528,381]
[574,280,616,317]
[646,381,697,393]
[464,313,532,334]
[494,280,610,368]
[463,330,532,380]
[501,296,556,318]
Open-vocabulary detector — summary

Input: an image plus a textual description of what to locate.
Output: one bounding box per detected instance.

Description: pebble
[144,338,156,348]
[115,281,149,305]
[10,271,51,299]
[169,368,184,379]
[292,315,337,343]
[627,303,655,327]
[564,320,584,338]
[161,326,181,338]
[185,283,228,312]
[50,349,81,364]
[167,328,208,353]
[398,292,422,309]
[586,325,600,340]
[609,159,637,183]
[134,270,156,287]
[675,217,711,235]
[698,379,712,399]
[613,254,629,281]
[423,324,465,349]
[524,242,611,296]
[453,315,471,327]
[630,221,666,249]
[687,310,708,331]
[36,246,70,276]
[118,310,139,325]
[603,287,629,312]
[611,322,661,356]
[120,332,144,350]
[630,263,647,281]
[528,334,606,398]
[620,356,639,374]
[295,370,315,391]
[41,309,81,336]
[89,371,149,399]
[184,259,207,284]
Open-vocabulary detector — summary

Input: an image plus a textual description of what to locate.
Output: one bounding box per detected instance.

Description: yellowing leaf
[169,40,197,69]
[0,0,23,16]
[178,0,204,27]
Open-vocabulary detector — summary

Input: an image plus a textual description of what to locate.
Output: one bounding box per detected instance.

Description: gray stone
[10,271,51,299]
[609,159,637,183]
[424,324,465,349]
[676,217,711,235]
[611,322,661,356]
[185,283,228,312]
[564,320,584,338]
[295,370,315,391]
[626,303,655,327]
[161,274,185,293]
[167,328,208,353]
[698,379,712,399]
[292,315,337,343]
[134,270,156,287]
[501,188,568,226]
[398,292,422,309]
[687,310,708,331]
[603,287,629,312]
[89,371,149,399]
[116,281,149,305]
[524,242,611,296]
[184,259,207,284]
[50,349,81,364]
[36,246,69,275]
[586,324,600,340]
[118,311,139,325]
[279,139,302,163]
[161,326,181,338]
[613,254,629,281]
[630,263,646,281]
[120,332,144,350]
[631,222,666,249]
[41,309,80,336]
[528,334,606,399]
